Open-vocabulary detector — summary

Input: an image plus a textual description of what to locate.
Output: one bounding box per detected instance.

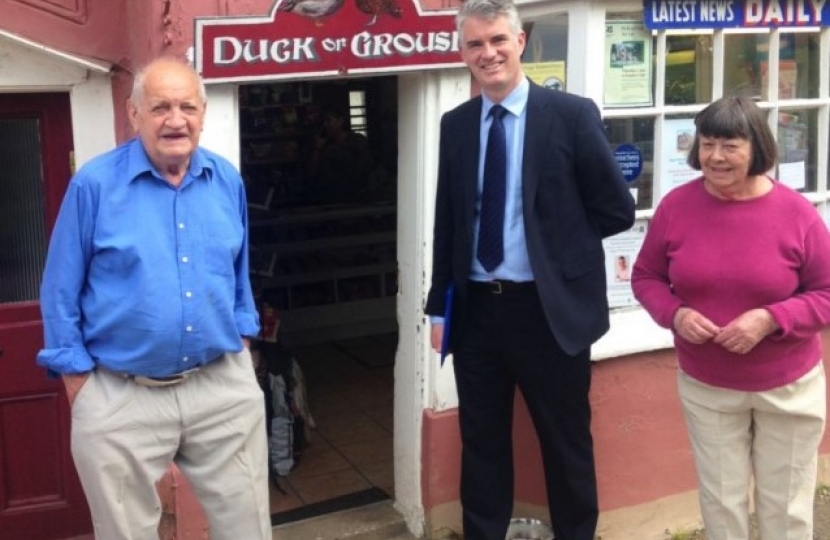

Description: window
[723,32,769,99]
[605,117,655,209]
[522,14,568,91]
[777,107,819,192]
[666,35,712,105]
[516,4,830,354]
[600,17,829,211]
[349,89,367,136]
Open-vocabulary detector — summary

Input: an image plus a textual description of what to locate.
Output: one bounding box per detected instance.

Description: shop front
[1,1,830,539]
[194,1,830,537]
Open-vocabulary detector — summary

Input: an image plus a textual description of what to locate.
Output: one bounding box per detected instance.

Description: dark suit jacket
[425,81,636,356]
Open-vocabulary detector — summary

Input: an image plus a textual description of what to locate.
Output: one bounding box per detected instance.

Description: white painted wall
[202,84,241,168]
[394,68,470,534]
[69,74,117,166]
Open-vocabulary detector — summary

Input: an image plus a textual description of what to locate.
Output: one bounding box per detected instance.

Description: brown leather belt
[468,279,536,295]
[98,366,202,387]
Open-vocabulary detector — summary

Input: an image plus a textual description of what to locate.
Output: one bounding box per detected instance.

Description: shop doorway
[0,93,91,540]
[239,76,399,520]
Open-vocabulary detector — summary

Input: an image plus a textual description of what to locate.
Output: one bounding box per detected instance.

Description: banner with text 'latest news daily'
[643,0,830,30]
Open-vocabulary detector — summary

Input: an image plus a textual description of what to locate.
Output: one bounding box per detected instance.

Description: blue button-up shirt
[37,138,260,377]
[471,77,534,282]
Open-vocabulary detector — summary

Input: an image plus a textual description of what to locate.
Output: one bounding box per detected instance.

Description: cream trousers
[678,362,826,540]
[70,349,271,540]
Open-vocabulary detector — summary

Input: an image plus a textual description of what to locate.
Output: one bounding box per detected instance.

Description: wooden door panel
[0,321,87,539]
[0,93,91,540]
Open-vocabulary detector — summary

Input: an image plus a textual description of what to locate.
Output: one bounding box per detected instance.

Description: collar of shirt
[481,76,529,122]
[125,137,213,187]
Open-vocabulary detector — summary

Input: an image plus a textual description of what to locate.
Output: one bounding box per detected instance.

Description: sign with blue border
[644,0,830,29]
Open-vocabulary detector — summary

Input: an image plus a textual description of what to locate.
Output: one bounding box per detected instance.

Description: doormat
[270,487,390,526]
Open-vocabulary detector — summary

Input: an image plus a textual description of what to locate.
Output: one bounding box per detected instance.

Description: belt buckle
[491,281,503,294]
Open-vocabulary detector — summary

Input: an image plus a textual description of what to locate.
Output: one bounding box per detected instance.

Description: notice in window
[604,222,647,308]
[761,60,798,100]
[524,61,566,92]
[778,115,807,190]
[604,21,653,107]
[659,118,699,198]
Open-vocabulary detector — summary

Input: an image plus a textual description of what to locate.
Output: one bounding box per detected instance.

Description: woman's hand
[713,308,779,355]
[673,307,721,344]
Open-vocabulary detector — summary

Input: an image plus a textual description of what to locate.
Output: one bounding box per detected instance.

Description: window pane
[780,32,820,100]
[777,108,817,193]
[723,33,769,99]
[666,35,712,105]
[0,119,47,303]
[523,14,568,91]
[348,90,367,135]
[605,117,655,210]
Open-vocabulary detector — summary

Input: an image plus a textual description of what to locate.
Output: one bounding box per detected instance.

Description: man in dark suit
[424,1,635,539]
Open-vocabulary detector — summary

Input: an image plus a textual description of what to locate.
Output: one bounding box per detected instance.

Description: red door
[0,94,92,539]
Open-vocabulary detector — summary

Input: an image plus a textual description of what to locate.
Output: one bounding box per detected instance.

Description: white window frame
[520,2,830,359]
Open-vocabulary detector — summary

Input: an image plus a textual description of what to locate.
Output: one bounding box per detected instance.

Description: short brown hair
[686,96,777,175]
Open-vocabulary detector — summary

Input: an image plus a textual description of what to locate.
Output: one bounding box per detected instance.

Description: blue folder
[440,283,455,366]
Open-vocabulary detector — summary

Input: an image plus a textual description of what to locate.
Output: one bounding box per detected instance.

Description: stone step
[272,500,418,540]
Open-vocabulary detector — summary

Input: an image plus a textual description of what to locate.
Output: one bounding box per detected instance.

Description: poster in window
[761,60,798,100]
[659,118,699,198]
[604,21,653,107]
[777,114,807,190]
[524,61,566,92]
[604,222,646,308]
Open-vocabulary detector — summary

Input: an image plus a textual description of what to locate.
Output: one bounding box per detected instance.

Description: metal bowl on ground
[505,517,554,540]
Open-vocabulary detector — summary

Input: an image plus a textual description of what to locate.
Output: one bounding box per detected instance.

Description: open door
[0,93,92,540]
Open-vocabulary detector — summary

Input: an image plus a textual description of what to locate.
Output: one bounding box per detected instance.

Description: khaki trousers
[70,349,271,540]
[678,363,826,540]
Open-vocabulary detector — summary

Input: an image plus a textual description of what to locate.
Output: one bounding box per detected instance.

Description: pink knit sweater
[632,178,830,391]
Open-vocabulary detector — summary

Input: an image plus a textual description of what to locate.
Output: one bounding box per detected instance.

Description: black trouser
[453,282,598,540]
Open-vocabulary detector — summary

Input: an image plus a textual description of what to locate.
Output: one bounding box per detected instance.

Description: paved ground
[274,487,830,539]
[677,485,830,539]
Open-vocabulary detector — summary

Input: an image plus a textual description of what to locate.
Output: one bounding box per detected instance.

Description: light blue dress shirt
[37,138,260,377]
[471,77,533,282]
[431,79,534,325]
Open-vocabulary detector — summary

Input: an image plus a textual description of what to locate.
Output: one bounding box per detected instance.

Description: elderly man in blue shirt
[36,56,271,540]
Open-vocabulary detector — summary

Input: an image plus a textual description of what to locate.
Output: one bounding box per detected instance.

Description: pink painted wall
[0,0,126,64]
[423,342,830,519]
[0,0,280,141]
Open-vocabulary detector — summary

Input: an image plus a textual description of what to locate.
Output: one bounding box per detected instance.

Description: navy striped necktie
[477,104,508,272]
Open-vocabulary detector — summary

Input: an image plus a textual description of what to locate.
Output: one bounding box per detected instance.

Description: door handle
[0,347,3,358]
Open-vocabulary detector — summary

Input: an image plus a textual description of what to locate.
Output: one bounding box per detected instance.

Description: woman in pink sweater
[632,96,830,540]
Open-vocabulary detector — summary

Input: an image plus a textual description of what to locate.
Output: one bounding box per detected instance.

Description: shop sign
[195,0,462,82]
[644,0,830,29]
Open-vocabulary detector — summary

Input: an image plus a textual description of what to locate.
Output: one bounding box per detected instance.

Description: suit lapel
[461,97,483,236]
[522,83,550,215]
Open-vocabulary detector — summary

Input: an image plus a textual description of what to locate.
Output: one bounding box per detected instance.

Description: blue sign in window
[614,144,644,183]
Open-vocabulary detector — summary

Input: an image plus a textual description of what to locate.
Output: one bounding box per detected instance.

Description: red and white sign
[195,0,462,82]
